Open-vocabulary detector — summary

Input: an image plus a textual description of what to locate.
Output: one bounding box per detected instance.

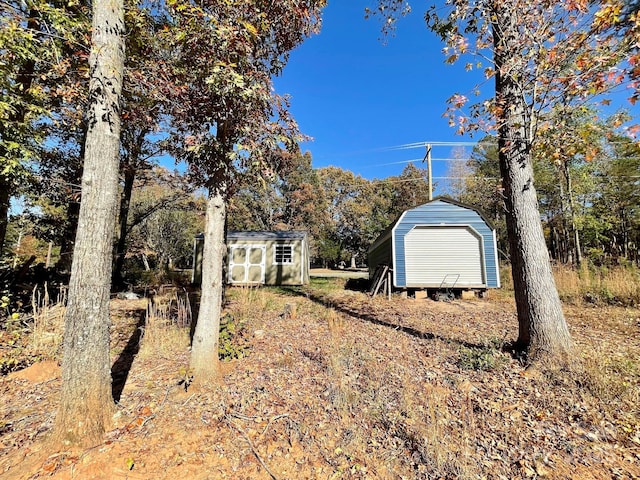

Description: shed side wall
[368,235,393,278]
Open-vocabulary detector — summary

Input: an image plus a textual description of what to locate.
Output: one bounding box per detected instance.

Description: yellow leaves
[593,2,623,30]
[242,21,258,38]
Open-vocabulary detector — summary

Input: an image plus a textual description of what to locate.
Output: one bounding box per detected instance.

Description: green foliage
[457,340,505,371]
[218,313,246,361]
[452,121,640,269]
[0,0,91,255]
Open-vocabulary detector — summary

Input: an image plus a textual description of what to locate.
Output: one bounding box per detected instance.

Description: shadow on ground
[111,311,146,402]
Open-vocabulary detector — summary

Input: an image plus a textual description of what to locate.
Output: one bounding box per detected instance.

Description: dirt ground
[1,282,639,479]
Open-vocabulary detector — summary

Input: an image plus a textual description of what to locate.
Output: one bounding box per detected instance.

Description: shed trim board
[390,210,408,288]
[492,229,501,288]
[228,244,266,285]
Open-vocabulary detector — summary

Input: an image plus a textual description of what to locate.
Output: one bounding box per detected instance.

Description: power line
[377,141,486,151]
[318,136,639,162]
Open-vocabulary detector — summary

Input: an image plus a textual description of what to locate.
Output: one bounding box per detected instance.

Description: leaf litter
[0,283,639,479]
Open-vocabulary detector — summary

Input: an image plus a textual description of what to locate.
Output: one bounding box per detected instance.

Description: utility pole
[423,144,433,200]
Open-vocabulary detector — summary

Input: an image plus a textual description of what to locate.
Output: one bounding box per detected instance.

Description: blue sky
[273,1,487,190]
[274,1,639,191]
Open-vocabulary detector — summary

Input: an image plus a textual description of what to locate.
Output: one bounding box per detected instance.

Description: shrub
[218,313,246,361]
[457,342,506,371]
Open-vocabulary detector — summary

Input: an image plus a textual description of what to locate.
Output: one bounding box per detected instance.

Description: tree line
[450,127,640,267]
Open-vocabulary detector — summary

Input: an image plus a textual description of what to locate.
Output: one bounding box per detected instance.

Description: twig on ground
[260,414,289,438]
[226,415,278,480]
[180,393,195,407]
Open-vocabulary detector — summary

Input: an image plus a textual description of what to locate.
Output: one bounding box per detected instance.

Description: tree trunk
[54,0,125,446]
[141,253,151,271]
[558,174,570,264]
[565,166,582,266]
[0,175,9,256]
[57,129,86,273]
[57,194,81,272]
[492,3,572,362]
[113,167,136,288]
[190,181,227,384]
[46,241,53,268]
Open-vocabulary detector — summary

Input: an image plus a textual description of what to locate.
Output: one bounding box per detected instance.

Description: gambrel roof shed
[368,197,500,290]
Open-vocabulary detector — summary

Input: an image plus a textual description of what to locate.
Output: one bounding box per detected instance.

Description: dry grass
[582,352,639,407]
[139,292,191,359]
[227,285,282,324]
[28,284,65,359]
[554,263,640,305]
[500,263,640,306]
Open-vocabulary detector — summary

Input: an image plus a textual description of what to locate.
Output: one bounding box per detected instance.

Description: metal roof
[226,230,308,241]
[368,196,495,253]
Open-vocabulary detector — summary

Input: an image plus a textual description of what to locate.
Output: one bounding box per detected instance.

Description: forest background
[1,0,638,280]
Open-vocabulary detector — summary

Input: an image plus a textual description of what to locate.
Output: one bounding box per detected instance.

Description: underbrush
[457,338,508,371]
[138,291,192,360]
[1,284,252,375]
[554,263,640,306]
[500,263,640,306]
[0,284,64,374]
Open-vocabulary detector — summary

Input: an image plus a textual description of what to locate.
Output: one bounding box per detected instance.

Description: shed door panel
[404,226,485,287]
[229,246,265,284]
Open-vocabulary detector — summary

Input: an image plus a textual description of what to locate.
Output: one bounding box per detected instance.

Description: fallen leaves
[1,284,640,479]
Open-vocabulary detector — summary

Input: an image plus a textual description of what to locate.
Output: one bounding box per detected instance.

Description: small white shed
[193,231,310,286]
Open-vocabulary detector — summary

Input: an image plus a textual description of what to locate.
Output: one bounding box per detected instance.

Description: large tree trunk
[492,3,572,362]
[190,181,226,383]
[54,0,125,446]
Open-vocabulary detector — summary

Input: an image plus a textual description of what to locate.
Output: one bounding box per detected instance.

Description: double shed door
[228,244,266,284]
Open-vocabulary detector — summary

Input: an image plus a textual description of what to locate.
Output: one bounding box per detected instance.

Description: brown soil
[1,285,639,479]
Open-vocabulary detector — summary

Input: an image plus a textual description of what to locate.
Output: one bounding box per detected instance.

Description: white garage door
[405,226,486,287]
